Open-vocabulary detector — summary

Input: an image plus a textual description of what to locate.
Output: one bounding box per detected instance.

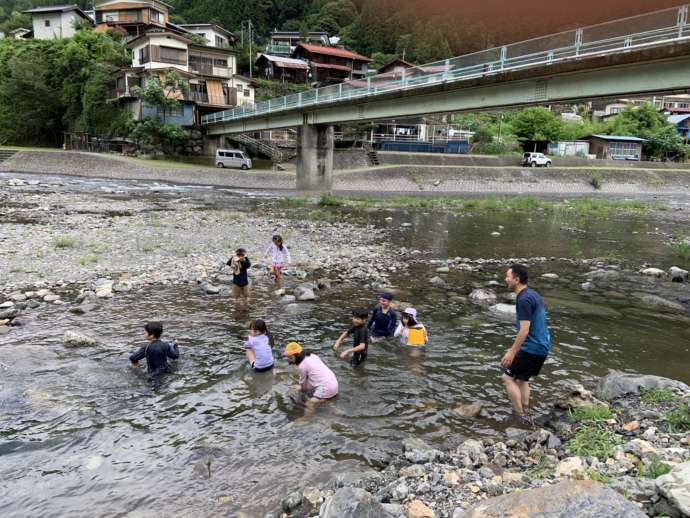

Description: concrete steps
[0,149,18,163]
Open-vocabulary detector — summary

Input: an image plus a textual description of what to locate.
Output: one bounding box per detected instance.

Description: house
[292,43,371,85]
[116,31,252,125]
[378,57,414,75]
[255,54,309,83]
[24,4,93,40]
[266,30,330,56]
[178,24,235,48]
[660,94,690,114]
[548,140,590,157]
[667,114,690,139]
[587,135,645,160]
[94,0,181,38]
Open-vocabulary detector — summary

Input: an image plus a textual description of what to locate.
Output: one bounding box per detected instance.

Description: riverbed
[1,173,689,517]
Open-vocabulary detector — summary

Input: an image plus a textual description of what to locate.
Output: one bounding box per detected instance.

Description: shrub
[570,405,613,423]
[78,255,98,266]
[643,453,672,479]
[664,403,690,432]
[566,424,621,458]
[639,386,676,404]
[590,173,603,190]
[671,241,690,261]
[53,235,78,249]
[318,193,342,207]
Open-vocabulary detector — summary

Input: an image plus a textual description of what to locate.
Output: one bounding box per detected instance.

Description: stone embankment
[274,372,690,518]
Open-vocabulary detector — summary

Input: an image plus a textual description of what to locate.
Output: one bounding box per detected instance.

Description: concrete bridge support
[296,123,334,191]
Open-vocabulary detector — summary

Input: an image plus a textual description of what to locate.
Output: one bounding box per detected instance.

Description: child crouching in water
[245,319,274,372]
[394,308,428,347]
[283,341,338,417]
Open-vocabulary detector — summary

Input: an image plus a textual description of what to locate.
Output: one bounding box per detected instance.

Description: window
[214,58,227,67]
[44,19,51,27]
[139,45,150,64]
[150,10,163,23]
[236,85,243,94]
[609,142,638,157]
[680,103,689,109]
[215,35,225,47]
[104,11,118,22]
[158,105,183,117]
[609,107,621,114]
[159,46,186,65]
[244,88,250,97]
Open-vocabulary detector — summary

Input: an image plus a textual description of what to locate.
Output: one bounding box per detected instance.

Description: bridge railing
[202,4,690,126]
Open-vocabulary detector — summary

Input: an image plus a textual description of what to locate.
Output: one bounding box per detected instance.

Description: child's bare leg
[303,397,323,419]
[274,268,281,288]
[246,348,256,366]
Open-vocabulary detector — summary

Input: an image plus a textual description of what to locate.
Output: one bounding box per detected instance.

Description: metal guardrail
[202,5,690,126]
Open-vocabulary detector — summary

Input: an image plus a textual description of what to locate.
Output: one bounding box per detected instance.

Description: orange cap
[283,342,303,356]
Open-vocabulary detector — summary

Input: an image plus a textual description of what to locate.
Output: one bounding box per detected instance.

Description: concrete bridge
[202,5,690,190]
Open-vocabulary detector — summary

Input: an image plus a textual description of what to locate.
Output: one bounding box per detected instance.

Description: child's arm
[394,322,403,337]
[333,330,349,350]
[340,342,366,359]
[423,326,429,344]
[284,246,291,264]
[386,311,398,336]
[167,340,179,359]
[129,346,146,367]
[298,366,308,391]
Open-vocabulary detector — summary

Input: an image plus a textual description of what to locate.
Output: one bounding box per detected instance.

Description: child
[264,235,291,289]
[394,308,428,347]
[228,248,251,305]
[245,319,274,372]
[367,292,397,340]
[283,342,338,400]
[129,321,179,377]
[333,309,369,366]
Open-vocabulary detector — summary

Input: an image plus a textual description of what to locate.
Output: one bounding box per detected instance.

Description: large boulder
[403,438,442,463]
[656,461,690,518]
[461,480,647,518]
[319,487,387,518]
[294,286,316,301]
[63,331,98,347]
[597,370,690,400]
[468,288,497,305]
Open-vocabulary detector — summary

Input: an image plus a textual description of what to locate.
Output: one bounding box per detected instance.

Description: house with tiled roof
[292,43,371,85]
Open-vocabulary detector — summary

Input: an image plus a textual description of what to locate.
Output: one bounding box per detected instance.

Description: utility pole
[247,19,253,79]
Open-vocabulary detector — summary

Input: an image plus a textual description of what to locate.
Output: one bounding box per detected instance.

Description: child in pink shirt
[283,342,338,402]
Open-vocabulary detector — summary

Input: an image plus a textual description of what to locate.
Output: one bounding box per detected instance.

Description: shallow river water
[1,177,690,517]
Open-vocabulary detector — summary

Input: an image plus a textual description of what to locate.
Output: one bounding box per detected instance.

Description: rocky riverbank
[273,372,690,518]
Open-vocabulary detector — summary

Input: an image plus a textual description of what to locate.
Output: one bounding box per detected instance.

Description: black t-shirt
[130,340,179,376]
[347,325,369,366]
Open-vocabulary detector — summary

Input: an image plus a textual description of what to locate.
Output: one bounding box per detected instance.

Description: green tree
[510,107,563,141]
[131,70,190,124]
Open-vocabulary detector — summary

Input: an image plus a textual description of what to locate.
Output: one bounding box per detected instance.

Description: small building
[94,0,178,38]
[266,30,330,56]
[229,75,255,107]
[24,4,92,40]
[378,57,414,75]
[587,135,645,160]
[668,114,690,139]
[548,140,590,157]
[255,54,309,83]
[292,43,371,85]
[178,23,235,48]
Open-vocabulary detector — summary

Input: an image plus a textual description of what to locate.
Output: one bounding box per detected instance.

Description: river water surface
[1,178,690,517]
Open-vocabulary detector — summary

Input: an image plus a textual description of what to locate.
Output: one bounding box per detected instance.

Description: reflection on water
[1,185,689,516]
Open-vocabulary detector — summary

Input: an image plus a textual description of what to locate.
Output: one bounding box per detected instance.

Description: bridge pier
[296,123,334,191]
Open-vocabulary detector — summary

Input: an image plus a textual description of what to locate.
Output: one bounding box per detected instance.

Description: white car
[521,152,552,168]
[216,149,252,170]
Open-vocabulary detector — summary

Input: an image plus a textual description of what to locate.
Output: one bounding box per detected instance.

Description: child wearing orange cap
[283,342,338,401]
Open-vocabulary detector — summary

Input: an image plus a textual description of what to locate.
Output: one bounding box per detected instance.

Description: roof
[232,74,255,85]
[126,31,194,47]
[294,43,372,62]
[24,4,91,19]
[379,57,414,72]
[257,54,309,69]
[589,134,646,142]
[271,30,329,37]
[668,114,690,124]
[178,23,235,40]
[95,0,173,10]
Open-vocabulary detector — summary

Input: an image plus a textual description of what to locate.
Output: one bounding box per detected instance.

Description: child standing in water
[394,308,428,347]
[228,248,251,305]
[333,309,369,366]
[264,235,291,289]
[129,321,179,377]
[245,319,274,372]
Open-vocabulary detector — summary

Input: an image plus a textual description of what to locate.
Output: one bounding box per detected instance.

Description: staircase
[363,142,380,166]
[0,149,18,163]
[227,134,293,163]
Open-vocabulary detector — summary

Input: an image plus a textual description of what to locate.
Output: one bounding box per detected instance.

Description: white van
[216,149,252,170]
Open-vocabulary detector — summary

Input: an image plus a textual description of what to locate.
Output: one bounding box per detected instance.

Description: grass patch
[318,193,343,207]
[642,453,672,479]
[664,403,690,433]
[590,173,603,190]
[577,468,612,484]
[78,255,98,266]
[639,386,676,405]
[569,405,613,423]
[53,235,79,249]
[671,241,690,261]
[566,424,621,458]
[526,454,554,480]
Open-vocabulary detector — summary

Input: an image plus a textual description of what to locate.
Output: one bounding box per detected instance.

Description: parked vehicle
[521,152,552,168]
[216,149,252,170]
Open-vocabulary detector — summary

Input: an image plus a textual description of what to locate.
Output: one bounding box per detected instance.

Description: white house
[178,24,235,48]
[229,75,255,107]
[24,4,92,40]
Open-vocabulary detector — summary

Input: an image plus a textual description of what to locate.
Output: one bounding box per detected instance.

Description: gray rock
[0,301,14,308]
[635,294,685,311]
[281,295,297,303]
[609,477,657,503]
[27,300,40,309]
[382,503,405,517]
[429,276,447,288]
[192,456,213,479]
[63,331,98,347]
[457,439,487,465]
[488,303,515,319]
[670,266,689,283]
[294,286,316,301]
[581,282,596,290]
[202,284,221,295]
[462,480,647,517]
[391,482,408,501]
[10,292,27,302]
[585,269,621,281]
[0,308,19,320]
[112,281,133,293]
[454,403,483,417]
[468,288,497,305]
[656,461,690,517]
[282,490,303,513]
[319,487,387,518]
[403,438,442,463]
[597,370,690,400]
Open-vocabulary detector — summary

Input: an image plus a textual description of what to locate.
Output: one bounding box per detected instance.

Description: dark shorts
[504,350,547,381]
[252,363,274,373]
[350,351,367,367]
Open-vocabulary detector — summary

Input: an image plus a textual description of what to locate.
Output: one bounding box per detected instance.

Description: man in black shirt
[130,322,179,377]
[333,309,369,367]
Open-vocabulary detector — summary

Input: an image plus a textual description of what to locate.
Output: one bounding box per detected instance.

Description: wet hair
[509,263,529,284]
[402,313,418,327]
[235,248,246,256]
[352,308,369,320]
[144,321,163,339]
[249,319,275,346]
[272,234,284,251]
[293,350,312,365]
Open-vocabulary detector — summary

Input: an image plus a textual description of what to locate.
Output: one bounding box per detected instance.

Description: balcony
[265,44,293,55]
[97,12,145,24]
